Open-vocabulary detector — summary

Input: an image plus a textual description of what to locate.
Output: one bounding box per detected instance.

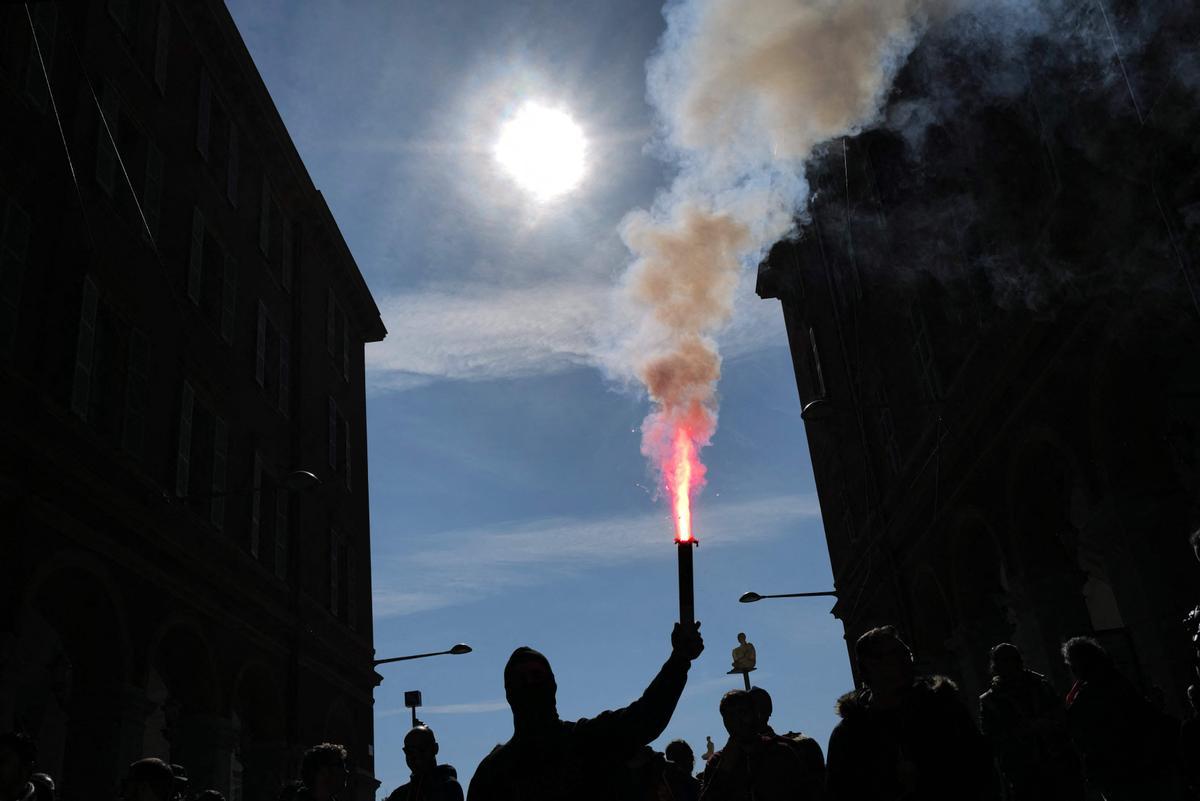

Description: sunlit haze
[494,102,587,201]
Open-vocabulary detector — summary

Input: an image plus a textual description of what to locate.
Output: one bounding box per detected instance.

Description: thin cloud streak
[378,700,509,718]
[372,491,821,617]
[365,274,784,393]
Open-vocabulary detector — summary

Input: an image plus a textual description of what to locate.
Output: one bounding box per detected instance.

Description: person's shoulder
[385,784,411,801]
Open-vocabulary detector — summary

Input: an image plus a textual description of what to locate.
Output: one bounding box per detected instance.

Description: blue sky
[225,0,852,793]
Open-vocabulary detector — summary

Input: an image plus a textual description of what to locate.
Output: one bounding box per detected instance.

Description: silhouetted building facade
[0,3,385,801]
[758,2,1199,714]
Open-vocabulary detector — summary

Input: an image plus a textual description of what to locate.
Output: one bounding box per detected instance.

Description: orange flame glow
[670,427,698,542]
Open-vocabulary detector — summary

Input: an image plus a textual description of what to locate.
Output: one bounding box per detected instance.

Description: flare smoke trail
[622,0,953,508]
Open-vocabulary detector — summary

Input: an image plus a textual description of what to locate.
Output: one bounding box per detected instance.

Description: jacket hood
[835,675,958,719]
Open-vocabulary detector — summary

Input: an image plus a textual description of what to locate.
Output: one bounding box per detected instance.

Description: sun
[494,102,587,202]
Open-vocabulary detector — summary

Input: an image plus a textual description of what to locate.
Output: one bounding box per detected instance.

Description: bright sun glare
[494,102,587,202]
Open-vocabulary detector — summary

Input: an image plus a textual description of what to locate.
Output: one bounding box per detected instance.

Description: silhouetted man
[466,622,703,801]
[0,734,36,801]
[1062,636,1184,800]
[121,759,176,801]
[387,726,462,801]
[825,625,995,801]
[748,687,824,799]
[979,643,1081,801]
[663,740,700,801]
[698,690,809,801]
[298,743,349,801]
[1181,684,1199,798]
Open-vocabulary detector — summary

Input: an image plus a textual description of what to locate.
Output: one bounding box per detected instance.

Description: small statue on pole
[728,632,757,690]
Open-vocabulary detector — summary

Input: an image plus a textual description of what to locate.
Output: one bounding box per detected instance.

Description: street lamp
[373,643,473,667]
[739,590,838,603]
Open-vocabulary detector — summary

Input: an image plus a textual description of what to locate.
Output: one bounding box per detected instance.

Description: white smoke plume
[620,0,953,491]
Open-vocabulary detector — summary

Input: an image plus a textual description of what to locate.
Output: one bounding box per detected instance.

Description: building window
[24,2,57,112]
[278,334,290,418]
[328,397,350,488]
[0,199,31,354]
[875,387,902,475]
[255,302,286,410]
[281,219,293,291]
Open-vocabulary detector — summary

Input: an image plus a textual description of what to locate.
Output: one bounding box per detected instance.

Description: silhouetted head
[300,743,348,801]
[855,626,914,695]
[1061,636,1110,682]
[123,758,175,801]
[664,740,694,774]
[0,733,35,797]
[402,726,438,775]
[736,633,747,644]
[169,765,188,801]
[719,690,759,743]
[747,686,772,731]
[505,647,558,727]
[989,643,1024,681]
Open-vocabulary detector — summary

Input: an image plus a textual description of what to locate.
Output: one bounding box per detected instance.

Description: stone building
[757,1,1200,713]
[0,2,385,800]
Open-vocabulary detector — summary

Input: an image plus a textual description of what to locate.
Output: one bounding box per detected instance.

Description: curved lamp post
[373,643,473,667]
[739,590,838,603]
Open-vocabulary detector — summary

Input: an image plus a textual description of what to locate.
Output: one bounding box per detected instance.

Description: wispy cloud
[372,491,821,618]
[365,271,784,393]
[379,700,509,718]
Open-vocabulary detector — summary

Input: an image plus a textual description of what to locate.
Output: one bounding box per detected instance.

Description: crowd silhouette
[4,533,1199,801]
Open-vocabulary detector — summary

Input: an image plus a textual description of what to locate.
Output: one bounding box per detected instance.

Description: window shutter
[211,416,228,529]
[153,1,170,93]
[143,143,164,243]
[174,380,194,497]
[95,81,119,196]
[325,290,336,354]
[121,329,149,456]
[226,124,239,205]
[196,70,211,158]
[278,334,290,417]
[0,200,31,351]
[255,302,266,387]
[71,277,99,419]
[220,254,237,343]
[258,177,271,256]
[250,450,262,557]
[188,208,204,304]
[274,491,289,580]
